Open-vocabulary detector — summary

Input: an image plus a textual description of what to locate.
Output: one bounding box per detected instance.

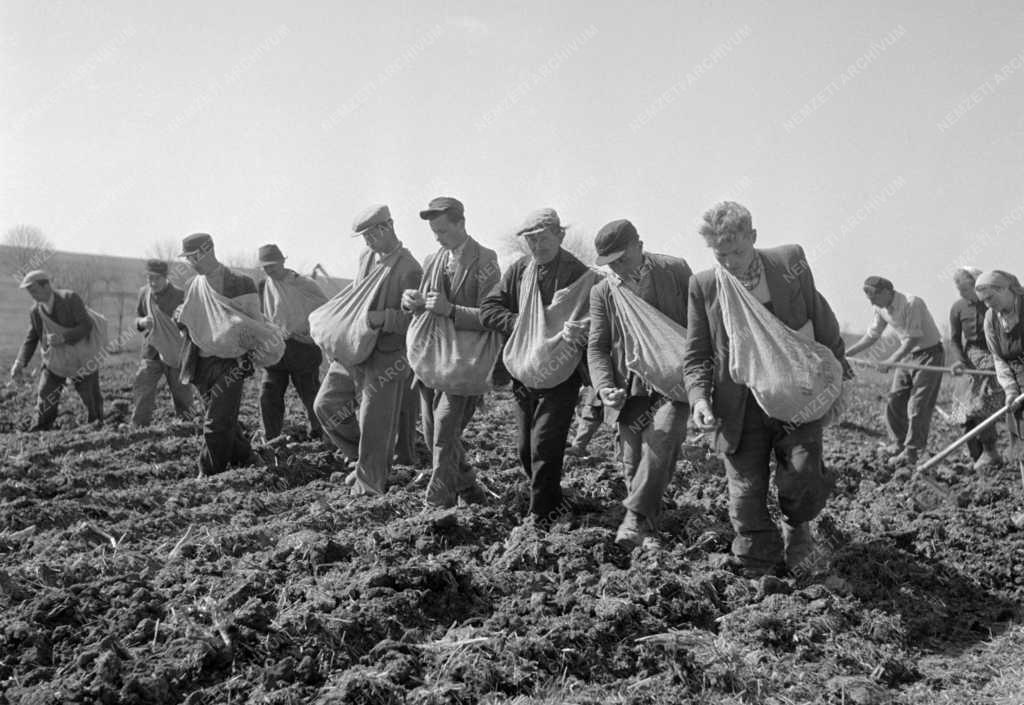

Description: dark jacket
[421,236,500,331]
[479,249,590,335]
[136,283,186,360]
[179,266,258,382]
[17,289,92,368]
[480,249,592,386]
[588,252,691,413]
[358,245,423,353]
[682,244,848,453]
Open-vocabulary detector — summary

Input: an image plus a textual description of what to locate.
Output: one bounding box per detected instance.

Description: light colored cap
[352,204,392,237]
[516,208,562,237]
[19,269,50,288]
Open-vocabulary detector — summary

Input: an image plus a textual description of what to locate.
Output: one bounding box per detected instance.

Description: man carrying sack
[9,270,105,430]
[131,259,193,427]
[312,205,423,495]
[845,276,945,468]
[404,196,501,508]
[176,233,282,477]
[480,208,599,525]
[684,201,849,578]
[257,243,328,441]
[587,219,692,550]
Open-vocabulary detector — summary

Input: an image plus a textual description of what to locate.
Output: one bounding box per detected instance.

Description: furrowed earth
[1,355,1023,704]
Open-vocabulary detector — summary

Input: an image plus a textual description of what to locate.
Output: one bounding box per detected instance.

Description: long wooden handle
[917,392,1024,471]
[848,357,997,377]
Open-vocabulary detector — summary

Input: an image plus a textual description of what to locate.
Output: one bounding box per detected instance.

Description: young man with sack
[257,243,328,441]
[131,259,193,427]
[313,205,423,495]
[587,219,692,550]
[683,202,850,578]
[480,208,598,525]
[10,270,104,430]
[403,196,501,508]
[176,233,270,477]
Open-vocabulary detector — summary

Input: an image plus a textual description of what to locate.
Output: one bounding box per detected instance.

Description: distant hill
[0,246,349,360]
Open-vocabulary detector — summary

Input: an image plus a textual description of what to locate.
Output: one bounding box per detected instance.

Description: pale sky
[3,0,1023,330]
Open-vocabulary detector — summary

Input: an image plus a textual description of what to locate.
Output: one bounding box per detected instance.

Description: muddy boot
[782,521,818,574]
[615,510,655,550]
[973,442,1002,473]
[887,447,918,469]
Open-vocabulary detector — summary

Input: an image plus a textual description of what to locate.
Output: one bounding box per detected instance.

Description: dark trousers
[193,356,252,475]
[512,374,581,519]
[35,368,103,429]
[259,339,323,440]
[722,394,832,572]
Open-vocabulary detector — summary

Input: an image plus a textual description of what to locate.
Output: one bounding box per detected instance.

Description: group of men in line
[9,199,1024,579]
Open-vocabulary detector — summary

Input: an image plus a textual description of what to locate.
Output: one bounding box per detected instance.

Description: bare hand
[402,289,425,313]
[367,310,386,329]
[692,399,720,431]
[599,387,627,409]
[425,291,453,317]
[1009,393,1024,414]
[139,316,154,332]
[950,362,965,377]
[9,361,24,380]
[561,319,589,346]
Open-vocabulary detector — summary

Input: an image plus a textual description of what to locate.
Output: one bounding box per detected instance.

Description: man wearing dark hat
[176,233,260,476]
[257,243,328,441]
[313,205,422,495]
[10,270,104,430]
[684,201,849,578]
[402,196,500,508]
[587,218,692,549]
[131,259,193,427]
[846,276,944,467]
[480,208,593,524]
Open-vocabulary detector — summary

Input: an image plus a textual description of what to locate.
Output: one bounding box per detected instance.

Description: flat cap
[594,219,639,266]
[258,243,286,264]
[352,204,391,237]
[19,269,50,288]
[516,208,562,237]
[179,233,214,256]
[145,259,168,275]
[419,196,465,220]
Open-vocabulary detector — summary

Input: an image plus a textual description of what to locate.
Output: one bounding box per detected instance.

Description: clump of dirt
[2,357,1023,703]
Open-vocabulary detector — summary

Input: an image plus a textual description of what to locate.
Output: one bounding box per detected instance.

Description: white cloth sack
[179,277,285,367]
[608,278,689,401]
[40,307,109,378]
[309,248,403,367]
[263,274,328,345]
[406,253,502,396]
[503,264,600,389]
[145,292,184,368]
[716,266,843,424]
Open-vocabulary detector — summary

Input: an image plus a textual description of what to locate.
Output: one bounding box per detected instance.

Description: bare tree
[1,224,55,280]
[50,255,110,307]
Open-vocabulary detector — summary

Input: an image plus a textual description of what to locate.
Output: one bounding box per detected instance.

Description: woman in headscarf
[948,266,1003,470]
[975,270,1024,464]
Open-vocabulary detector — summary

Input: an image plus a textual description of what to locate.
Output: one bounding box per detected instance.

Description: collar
[537,249,562,272]
[883,290,908,315]
[447,237,469,261]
